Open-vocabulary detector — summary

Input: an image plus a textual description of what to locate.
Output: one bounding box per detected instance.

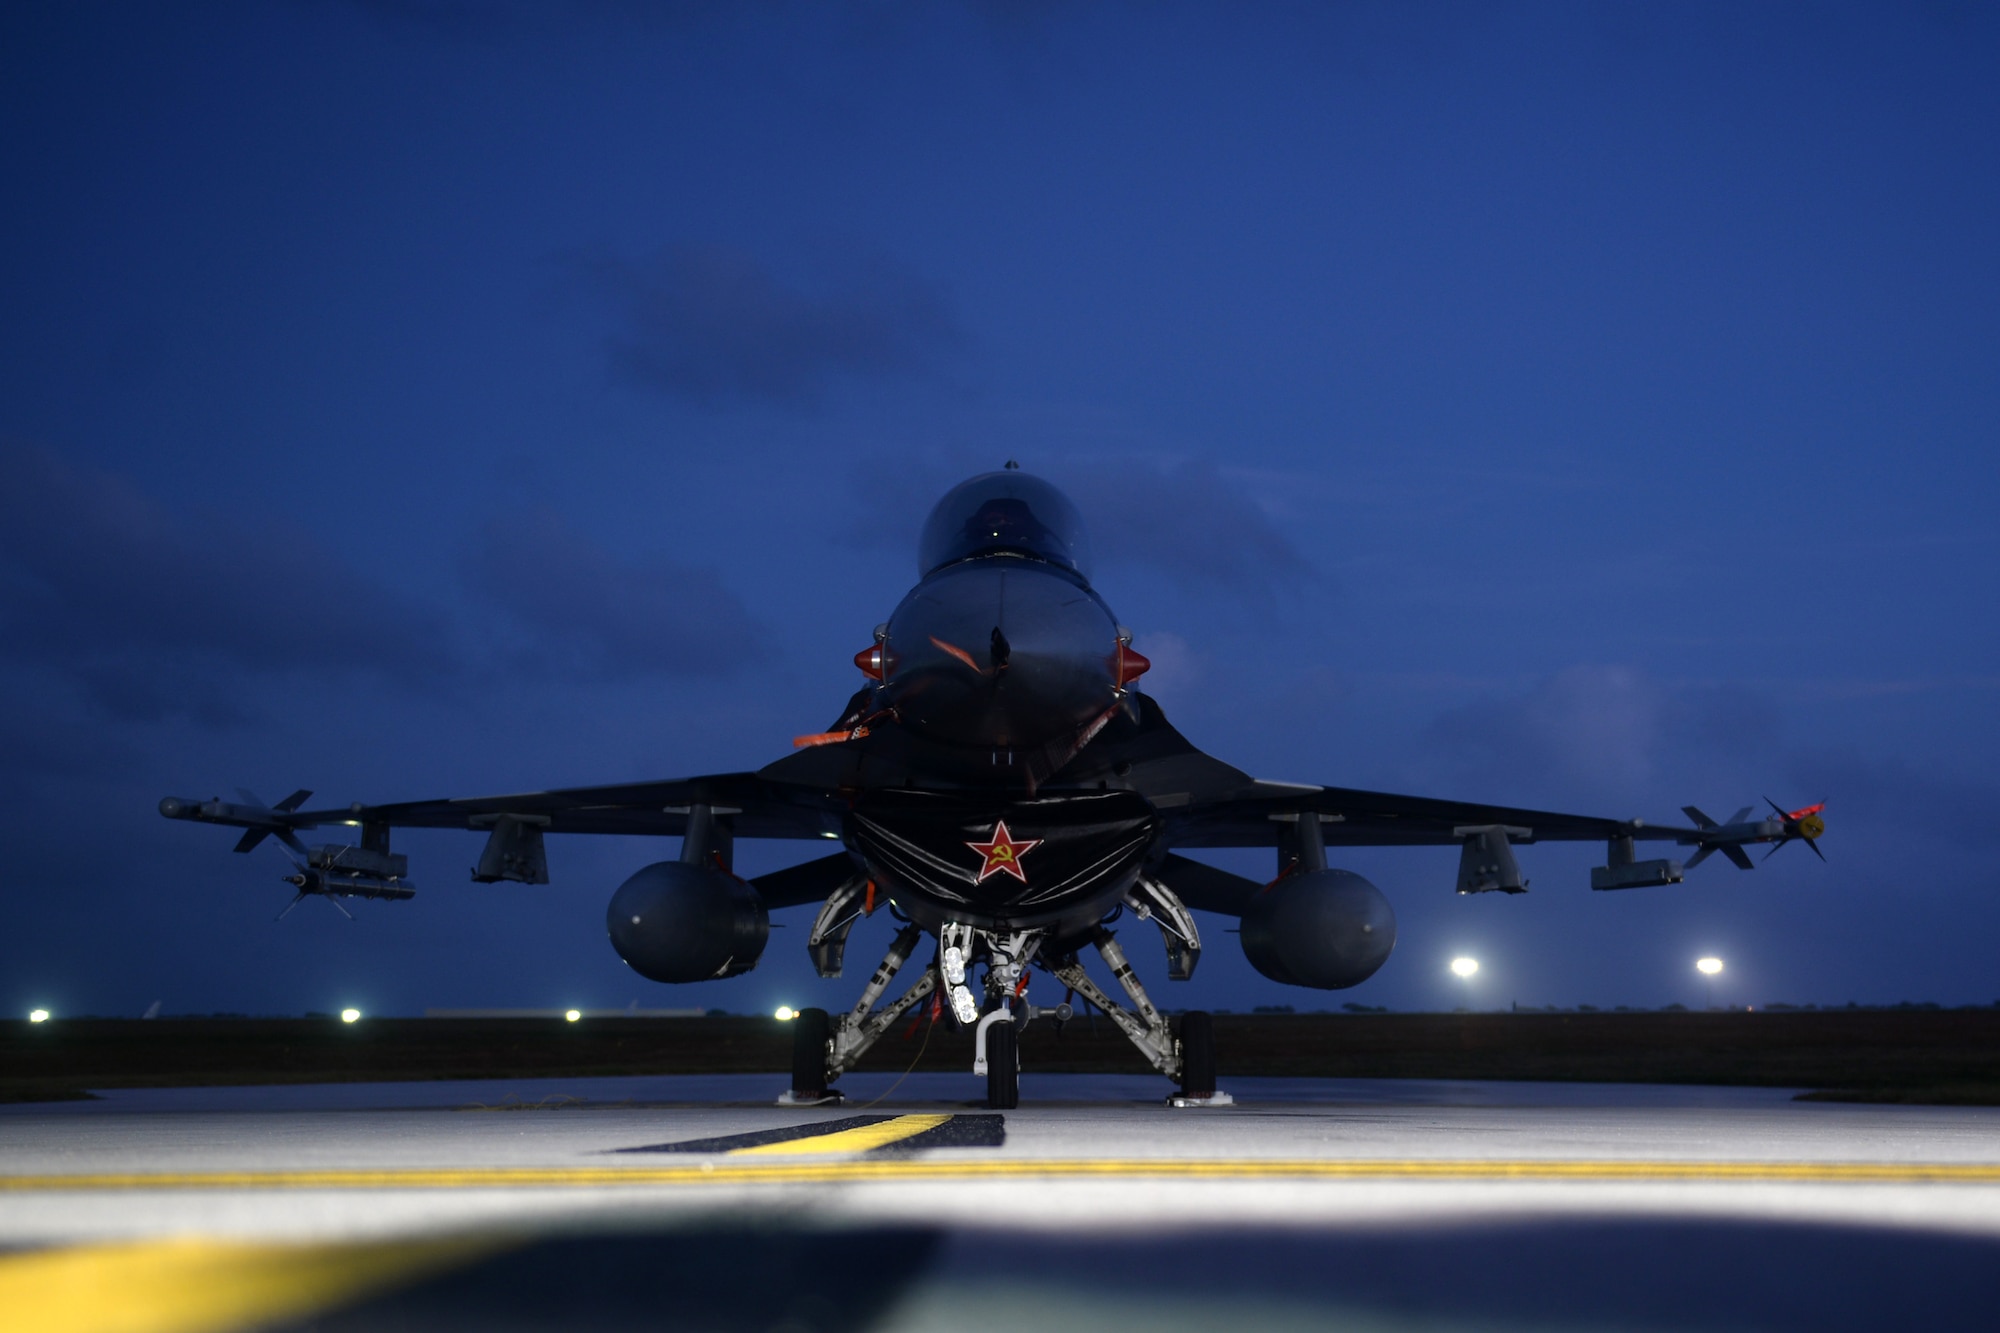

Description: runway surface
[5,1073,1998,1331]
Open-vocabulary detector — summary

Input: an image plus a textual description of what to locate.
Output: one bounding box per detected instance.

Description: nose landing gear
[782,915,1225,1109]
[977,1010,1019,1109]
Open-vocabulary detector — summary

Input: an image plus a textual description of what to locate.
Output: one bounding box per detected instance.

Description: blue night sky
[4,2,1997,1020]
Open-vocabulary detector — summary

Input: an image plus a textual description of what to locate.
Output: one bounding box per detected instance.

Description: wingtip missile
[1760,797,1827,862]
[160,791,315,831]
[1679,798,1826,869]
[161,790,317,854]
[160,790,413,912]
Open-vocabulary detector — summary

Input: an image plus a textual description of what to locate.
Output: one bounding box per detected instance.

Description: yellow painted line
[0,1234,501,1333]
[3,1158,2000,1191]
[728,1113,953,1156]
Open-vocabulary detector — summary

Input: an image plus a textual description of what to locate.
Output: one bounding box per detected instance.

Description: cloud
[0,691,144,784]
[1414,666,2000,861]
[1425,665,1670,798]
[1786,748,2000,850]
[581,243,962,410]
[1420,665,1786,807]
[1050,457,1316,593]
[459,511,765,679]
[846,453,1315,594]
[0,442,456,723]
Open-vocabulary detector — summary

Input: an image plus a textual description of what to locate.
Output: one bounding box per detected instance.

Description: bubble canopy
[918,471,1093,578]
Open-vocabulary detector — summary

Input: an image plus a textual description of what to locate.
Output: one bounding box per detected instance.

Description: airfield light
[1696,958,1724,976]
[564,1009,582,1023]
[28,1009,49,1024]
[340,1008,361,1024]
[1450,957,1480,978]
[774,1006,796,1021]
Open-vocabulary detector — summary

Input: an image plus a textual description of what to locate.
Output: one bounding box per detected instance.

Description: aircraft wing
[1148,783,1716,909]
[1165,782,1698,850]
[161,772,845,844]
[1152,772,1839,904]
[1061,693,1701,850]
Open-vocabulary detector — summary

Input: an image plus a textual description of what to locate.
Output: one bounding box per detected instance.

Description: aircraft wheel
[1178,1010,1216,1098]
[985,1019,1019,1109]
[790,1007,831,1099]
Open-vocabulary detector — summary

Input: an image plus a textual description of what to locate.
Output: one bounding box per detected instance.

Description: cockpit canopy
[918,470,1093,579]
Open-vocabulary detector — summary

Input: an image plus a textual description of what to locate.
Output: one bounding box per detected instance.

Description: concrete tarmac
[4,1074,1998,1331]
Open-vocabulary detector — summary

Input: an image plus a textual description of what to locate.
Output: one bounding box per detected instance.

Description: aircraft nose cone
[885,560,1118,749]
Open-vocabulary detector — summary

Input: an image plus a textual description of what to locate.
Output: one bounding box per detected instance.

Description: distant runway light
[774,1006,796,1021]
[28,1009,49,1023]
[1450,957,1479,978]
[1696,957,1724,976]
[564,1009,582,1023]
[340,1008,361,1023]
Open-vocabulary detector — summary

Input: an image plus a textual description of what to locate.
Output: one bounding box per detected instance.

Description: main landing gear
[783,891,1230,1109]
[781,920,936,1106]
[788,1006,834,1103]
[1047,929,1229,1107]
[1171,1009,1220,1107]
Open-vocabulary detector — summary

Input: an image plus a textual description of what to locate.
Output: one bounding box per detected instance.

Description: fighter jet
[162,466,1825,1108]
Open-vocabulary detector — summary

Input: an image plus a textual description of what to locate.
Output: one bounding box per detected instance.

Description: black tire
[985,1019,1019,1110]
[1178,1010,1216,1098]
[790,1007,831,1099]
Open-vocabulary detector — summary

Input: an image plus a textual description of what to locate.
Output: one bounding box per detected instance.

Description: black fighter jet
[162,467,1826,1108]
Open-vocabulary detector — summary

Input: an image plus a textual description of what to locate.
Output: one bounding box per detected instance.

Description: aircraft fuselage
[845,552,1152,945]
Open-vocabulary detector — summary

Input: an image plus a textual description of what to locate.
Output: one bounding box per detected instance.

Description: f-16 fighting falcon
[162,466,1826,1108]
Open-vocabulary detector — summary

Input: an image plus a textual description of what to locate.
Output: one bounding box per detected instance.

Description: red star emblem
[966,820,1041,884]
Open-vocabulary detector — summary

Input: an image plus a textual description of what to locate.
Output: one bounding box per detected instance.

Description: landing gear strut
[1048,929,1180,1079]
[1050,931,1232,1107]
[779,923,937,1106]
[783,911,1219,1108]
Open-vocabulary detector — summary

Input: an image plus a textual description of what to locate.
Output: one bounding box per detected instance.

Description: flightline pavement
[5,1076,2000,1333]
